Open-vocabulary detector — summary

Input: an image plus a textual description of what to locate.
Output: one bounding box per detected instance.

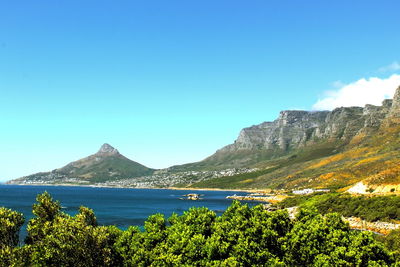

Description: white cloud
[379,61,400,72]
[313,74,400,110]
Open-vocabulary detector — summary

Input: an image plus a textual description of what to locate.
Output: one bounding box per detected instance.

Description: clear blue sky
[1,0,399,181]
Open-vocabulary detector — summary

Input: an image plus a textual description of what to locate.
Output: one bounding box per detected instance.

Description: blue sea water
[0,185,253,242]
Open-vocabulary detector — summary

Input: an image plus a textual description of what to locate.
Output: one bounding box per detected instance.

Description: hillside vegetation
[279,192,400,222]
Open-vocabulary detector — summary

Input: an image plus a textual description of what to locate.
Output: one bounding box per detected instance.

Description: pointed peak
[97,143,119,155]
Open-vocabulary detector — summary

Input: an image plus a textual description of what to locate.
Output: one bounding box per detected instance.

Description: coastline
[167,186,258,193]
[2,183,257,193]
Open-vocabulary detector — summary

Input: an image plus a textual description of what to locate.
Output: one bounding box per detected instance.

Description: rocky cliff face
[217,86,400,154]
[389,86,400,118]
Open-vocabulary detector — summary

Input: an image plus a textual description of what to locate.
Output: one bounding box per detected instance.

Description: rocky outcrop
[389,86,400,118]
[344,217,400,235]
[221,110,330,152]
[380,86,400,127]
[217,86,400,154]
[97,143,119,155]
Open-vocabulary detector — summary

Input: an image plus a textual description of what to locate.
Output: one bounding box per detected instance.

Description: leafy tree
[21,192,122,266]
[25,191,62,244]
[0,207,24,247]
[0,207,24,267]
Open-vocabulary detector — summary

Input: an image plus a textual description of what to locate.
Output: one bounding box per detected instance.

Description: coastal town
[11,167,259,188]
[99,168,259,188]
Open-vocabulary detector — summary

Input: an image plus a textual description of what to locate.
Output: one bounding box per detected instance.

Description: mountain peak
[97,143,119,155]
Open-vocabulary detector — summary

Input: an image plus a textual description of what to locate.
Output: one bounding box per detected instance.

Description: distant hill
[8,144,155,184]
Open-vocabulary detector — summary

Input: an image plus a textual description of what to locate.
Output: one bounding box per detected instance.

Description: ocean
[0,184,253,242]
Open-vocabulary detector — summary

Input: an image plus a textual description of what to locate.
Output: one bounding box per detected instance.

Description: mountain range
[8,85,400,192]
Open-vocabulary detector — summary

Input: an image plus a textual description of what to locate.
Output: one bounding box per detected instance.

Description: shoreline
[2,183,258,193]
[167,186,258,193]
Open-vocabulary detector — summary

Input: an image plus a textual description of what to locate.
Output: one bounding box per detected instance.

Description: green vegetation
[279,193,400,222]
[189,141,346,190]
[377,230,400,260]
[1,192,398,266]
[0,207,24,248]
[170,149,287,172]
[190,167,280,189]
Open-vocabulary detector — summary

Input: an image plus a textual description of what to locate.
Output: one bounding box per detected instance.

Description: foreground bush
[0,207,24,266]
[0,192,396,266]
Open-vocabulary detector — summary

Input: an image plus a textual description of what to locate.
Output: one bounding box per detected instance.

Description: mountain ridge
[171,87,398,172]
[8,85,400,191]
[187,85,400,190]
